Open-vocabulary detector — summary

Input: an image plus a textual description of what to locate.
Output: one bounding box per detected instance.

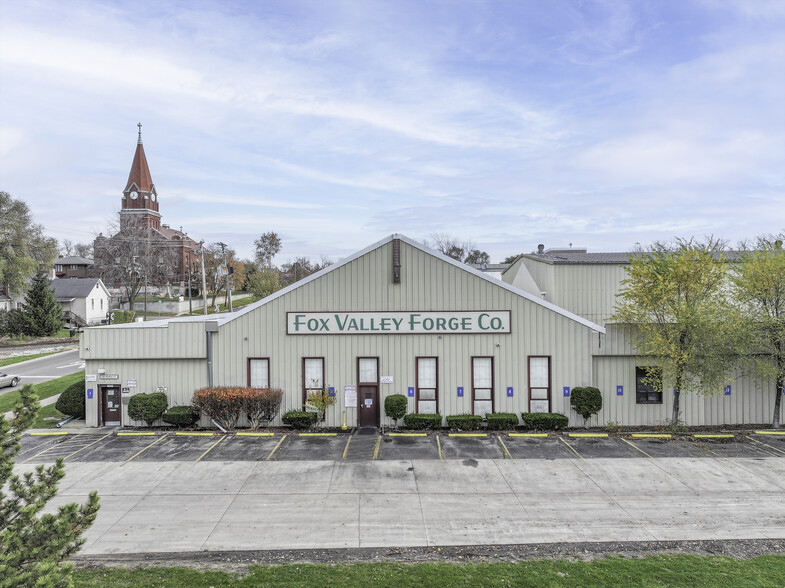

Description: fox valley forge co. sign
[286,311,511,335]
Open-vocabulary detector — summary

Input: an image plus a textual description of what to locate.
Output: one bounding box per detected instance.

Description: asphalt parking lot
[17,430,785,464]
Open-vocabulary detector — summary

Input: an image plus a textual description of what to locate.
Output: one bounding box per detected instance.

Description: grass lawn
[71,556,785,587]
[0,371,84,414]
[31,403,69,428]
[0,352,57,368]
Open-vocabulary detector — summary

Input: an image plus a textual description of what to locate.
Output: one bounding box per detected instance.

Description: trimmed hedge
[446,414,483,431]
[55,380,86,418]
[570,386,603,425]
[404,413,442,430]
[521,412,569,430]
[485,412,519,430]
[282,410,318,429]
[192,387,246,430]
[128,392,168,427]
[162,405,200,428]
[384,394,408,426]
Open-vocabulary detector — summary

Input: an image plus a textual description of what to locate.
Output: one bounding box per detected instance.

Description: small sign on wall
[724,385,732,396]
[381,376,393,384]
[87,388,93,399]
[616,385,624,396]
[344,385,356,407]
[563,386,570,397]
[126,379,137,387]
[328,386,335,397]
[86,374,97,382]
[506,386,513,397]
[407,386,415,397]
[457,386,464,397]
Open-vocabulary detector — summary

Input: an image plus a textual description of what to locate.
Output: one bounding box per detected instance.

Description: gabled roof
[124,142,155,193]
[55,256,94,265]
[49,278,108,300]
[97,234,606,333]
[224,234,605,332]
[522,251,633,265]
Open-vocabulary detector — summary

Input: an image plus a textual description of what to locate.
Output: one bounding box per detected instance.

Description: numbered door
[357,357,379,427]
[102,386,121,425]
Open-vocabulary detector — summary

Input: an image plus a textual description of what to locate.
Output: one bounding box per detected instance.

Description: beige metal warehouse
[82,235,604,428]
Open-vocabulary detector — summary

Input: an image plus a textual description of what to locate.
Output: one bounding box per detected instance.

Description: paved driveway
[16,454,785,555]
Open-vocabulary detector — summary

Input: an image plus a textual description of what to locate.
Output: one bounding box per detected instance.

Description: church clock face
[151,194,156,202]
[130,191,138,200]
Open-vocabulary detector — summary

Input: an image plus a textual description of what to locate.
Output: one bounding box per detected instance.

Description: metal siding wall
[82,322,206,360]
[211,241,597,428]
[84,358,207,427]
[593,357,777,426]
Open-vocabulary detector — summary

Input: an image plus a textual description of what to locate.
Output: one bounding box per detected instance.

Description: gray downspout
[205,320,219,387]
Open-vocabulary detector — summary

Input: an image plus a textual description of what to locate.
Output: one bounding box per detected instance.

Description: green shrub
[282,410,318,429]
[570,386,603,427]
[55,380,86,418]
[127,392,168,426]
[384,394,408,426]
[446,414,483,430]
[403,413,442,430]
[521,412,569,430]
[161,405,200,428]
[485,412,519,430]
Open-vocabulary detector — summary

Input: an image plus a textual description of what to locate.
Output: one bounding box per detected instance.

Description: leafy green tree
[502,254,523,264]
[246,267,283,298]
[612,238,742,427]
[23,271,63,336]
[254,231,282,269]
[0,385,100,586]
[732,234,785,428]
[570,387,603,428]
[0,192,58,297]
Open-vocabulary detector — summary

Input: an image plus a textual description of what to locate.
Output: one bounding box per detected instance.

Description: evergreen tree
[0,385,100,586]
[23,271,62,336]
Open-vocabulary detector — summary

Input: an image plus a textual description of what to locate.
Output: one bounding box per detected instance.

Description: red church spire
[121,123,161,229]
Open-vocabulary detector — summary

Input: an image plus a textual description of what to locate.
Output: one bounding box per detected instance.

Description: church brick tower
[120,123,161,230]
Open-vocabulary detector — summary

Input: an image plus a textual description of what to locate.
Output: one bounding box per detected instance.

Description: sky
[1,0,783,264]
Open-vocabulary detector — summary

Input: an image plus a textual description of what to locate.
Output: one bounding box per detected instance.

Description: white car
[0,371,20,388]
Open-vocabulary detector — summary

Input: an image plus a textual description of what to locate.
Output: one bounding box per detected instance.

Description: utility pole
[217,241,233,312]
[198,242,208,315]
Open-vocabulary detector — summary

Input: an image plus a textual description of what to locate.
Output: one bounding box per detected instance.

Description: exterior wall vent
[392,238,401,284]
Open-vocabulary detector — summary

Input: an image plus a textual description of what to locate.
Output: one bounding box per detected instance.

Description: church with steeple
[95,124,200,295]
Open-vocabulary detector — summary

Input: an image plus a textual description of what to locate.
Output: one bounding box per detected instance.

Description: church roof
[124,131,155,193]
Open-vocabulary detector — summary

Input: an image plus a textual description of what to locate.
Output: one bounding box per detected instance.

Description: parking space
[563,436,644,458]
[272,434,349,461]
[379,435,440,460]
[204,434,282,461]
[688,436,780,458]
[503,436,577,460]
[16,433,65,459]
[132,434,220,462]
[749,433,785,456]
[622,437,706,458]
[21,433,113,463]
[439,434,505,460]
[72,435,162,462]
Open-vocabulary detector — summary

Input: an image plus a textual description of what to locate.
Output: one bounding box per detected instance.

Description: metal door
[102,386,121,424]
[358,385,379,427]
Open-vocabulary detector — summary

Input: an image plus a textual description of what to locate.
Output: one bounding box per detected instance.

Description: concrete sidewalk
[16,457,785,555]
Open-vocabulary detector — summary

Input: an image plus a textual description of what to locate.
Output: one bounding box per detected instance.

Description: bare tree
[93,214,178,311]
[427,233,489,264]
[254,231,282,269]
[280,256,332,286]
[204,243,240,306]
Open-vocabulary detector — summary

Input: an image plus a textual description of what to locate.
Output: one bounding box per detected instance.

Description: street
[1,348,82,394]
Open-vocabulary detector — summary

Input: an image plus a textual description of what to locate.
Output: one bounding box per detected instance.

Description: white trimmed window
[248,358,270,388]
[416,357,438,414]
[303,358,324,404]
[528,356,551,413]
[472,357,493,417]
